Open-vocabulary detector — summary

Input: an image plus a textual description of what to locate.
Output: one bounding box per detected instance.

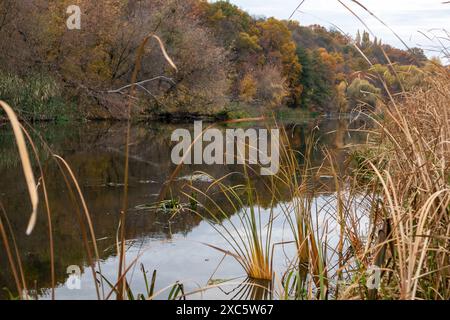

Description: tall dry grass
[349,68,450,300]
[179,124,330,299]
[327,0,450,300]
[0,33,177,300]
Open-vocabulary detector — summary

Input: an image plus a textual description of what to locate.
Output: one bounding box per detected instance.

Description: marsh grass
[275,127,329,298]
[177,122,330,299]
[176,40,449,299]
[183,171,275,281]
[349,69,450,300]
[327,0,450,300]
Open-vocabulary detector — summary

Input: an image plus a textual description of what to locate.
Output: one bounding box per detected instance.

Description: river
[0,114,370,300]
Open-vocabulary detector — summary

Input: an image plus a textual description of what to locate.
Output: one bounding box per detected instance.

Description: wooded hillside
[0,0,433,120]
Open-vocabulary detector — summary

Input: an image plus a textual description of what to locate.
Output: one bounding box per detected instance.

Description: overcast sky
[224,0,450,59]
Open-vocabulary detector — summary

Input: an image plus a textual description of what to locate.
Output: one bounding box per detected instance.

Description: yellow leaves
[369,64,426,91]
[210,8,225,21]
[239,73,257,103]
[281,42,301,74]
[332,52,345,67]
[237,32,262,52]
[257,18,291,44]
[256,18,302,104]
[318,48,338,70]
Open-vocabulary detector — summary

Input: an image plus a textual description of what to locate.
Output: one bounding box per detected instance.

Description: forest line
[0,0,438,121]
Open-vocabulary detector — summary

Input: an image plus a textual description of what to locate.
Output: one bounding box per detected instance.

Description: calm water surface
[0,115,369,299]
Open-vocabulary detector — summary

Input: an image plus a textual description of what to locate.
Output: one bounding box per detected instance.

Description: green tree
[309,48,337,110]
[296,47,314,108]
[361,31,371,49]
[355,30,361,46]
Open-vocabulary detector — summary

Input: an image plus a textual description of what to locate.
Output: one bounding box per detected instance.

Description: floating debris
[105,182,126,187]
[135,199,183,213]
[177,173,214,183]
[138,179,158,184]
[86,182,126,188]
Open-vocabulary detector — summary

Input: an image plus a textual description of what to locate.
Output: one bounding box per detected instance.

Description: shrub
[347,78,380,109]
[0,72,70,121]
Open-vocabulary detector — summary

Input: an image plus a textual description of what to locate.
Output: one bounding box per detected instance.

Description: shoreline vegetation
[0,0,436,122]
[0,0,449,300]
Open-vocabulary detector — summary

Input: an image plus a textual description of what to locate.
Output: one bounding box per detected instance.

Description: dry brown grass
[345,68,450,299]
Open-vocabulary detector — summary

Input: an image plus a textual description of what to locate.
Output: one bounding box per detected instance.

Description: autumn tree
[257,18,302,106]
[0,0,431,118]
[0,0,48,74]
[239,73,258,103]
[199,0,257,49]
[254,65,288,107]
[133,0,229,114]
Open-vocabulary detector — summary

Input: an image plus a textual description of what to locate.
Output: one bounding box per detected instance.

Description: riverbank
[0,66,448,300]
[0,93,323,124]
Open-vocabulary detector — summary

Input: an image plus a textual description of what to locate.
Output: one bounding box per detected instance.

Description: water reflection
[0,115,369,299]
